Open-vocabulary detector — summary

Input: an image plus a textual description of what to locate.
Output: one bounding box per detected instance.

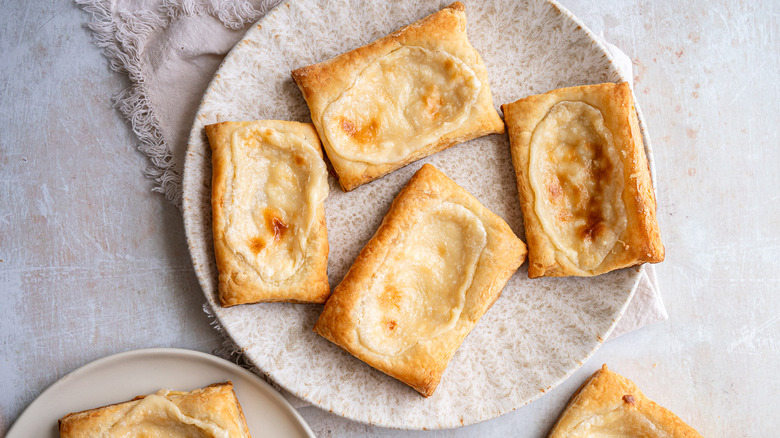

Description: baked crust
[548,365,703,438]
[207,120,330,306]
[502,82,664,278]
[313,164,526,396]
[58,382,252,437]
[291,2,505,191]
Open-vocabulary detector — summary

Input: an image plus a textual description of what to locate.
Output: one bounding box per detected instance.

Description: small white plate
[6,348,315,438]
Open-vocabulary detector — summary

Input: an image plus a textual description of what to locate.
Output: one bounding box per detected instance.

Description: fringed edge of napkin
[74,0,277,208]
[202,303,310,408]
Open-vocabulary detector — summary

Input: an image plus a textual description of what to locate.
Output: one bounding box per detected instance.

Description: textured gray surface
[0,1,224,434]
[1,0,778,436]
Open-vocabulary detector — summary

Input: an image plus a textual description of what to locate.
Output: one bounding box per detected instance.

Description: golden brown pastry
[291,2,505,191]
[502,82,664,278]
[59,382,252,438]
[206,120,330,306]
[548,365,703,438]
[314,164,526,396]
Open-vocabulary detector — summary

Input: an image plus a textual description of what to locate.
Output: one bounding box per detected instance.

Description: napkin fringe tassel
[201,303,309,407]
[74,0,279,207]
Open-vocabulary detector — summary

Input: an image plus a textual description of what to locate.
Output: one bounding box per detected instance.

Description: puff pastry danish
[206,120,330,306]
[502,82,664,278]
[59,382,251,438]
[291,2,505,191]
[549,365,703,438]
[314,164,526,396]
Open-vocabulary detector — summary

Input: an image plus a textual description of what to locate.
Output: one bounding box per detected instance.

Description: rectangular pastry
[313,164,527,397]
[59,382,251,437]
[206,120,330,306]
[501,82,664,278]
[291,2,505,191]
[548,365,703,437]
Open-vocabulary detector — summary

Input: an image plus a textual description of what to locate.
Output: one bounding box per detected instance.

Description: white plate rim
[6,348,315,438]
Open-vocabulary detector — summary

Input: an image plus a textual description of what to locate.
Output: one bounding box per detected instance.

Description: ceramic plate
[6,348,315,438]
[182,0,649,429]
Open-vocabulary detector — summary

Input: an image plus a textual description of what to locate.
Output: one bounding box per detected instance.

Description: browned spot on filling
[339,116,380,144]
[248,236,266,254]
[548,176,575,222]
[293,154,306,166]
[244,135,261,149]
[586,141,612,184]
[557,209,573,222]
[579,140,613,241]
[380,285,403,310]
[442,58,464,81]
[422,84,443,120]
[581,209,608,242]
[385,320,397,331]
[622,394,636,405]
[552,138,615,241]
[264,209,288,243]
[547,179,564,201]
[425,97,443,119]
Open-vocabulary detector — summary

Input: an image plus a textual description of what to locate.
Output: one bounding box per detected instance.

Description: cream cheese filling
[322,45,480,165]
[103,391,230,438]
[356,201,487,356]
[567,408,671,438]
[224,123,328,283]
[529,101,626,270]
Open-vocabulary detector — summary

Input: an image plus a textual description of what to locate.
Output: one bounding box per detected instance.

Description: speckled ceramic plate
[183,0,649,429]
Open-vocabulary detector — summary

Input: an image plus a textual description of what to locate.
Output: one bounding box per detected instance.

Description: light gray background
[1,1,777,436]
